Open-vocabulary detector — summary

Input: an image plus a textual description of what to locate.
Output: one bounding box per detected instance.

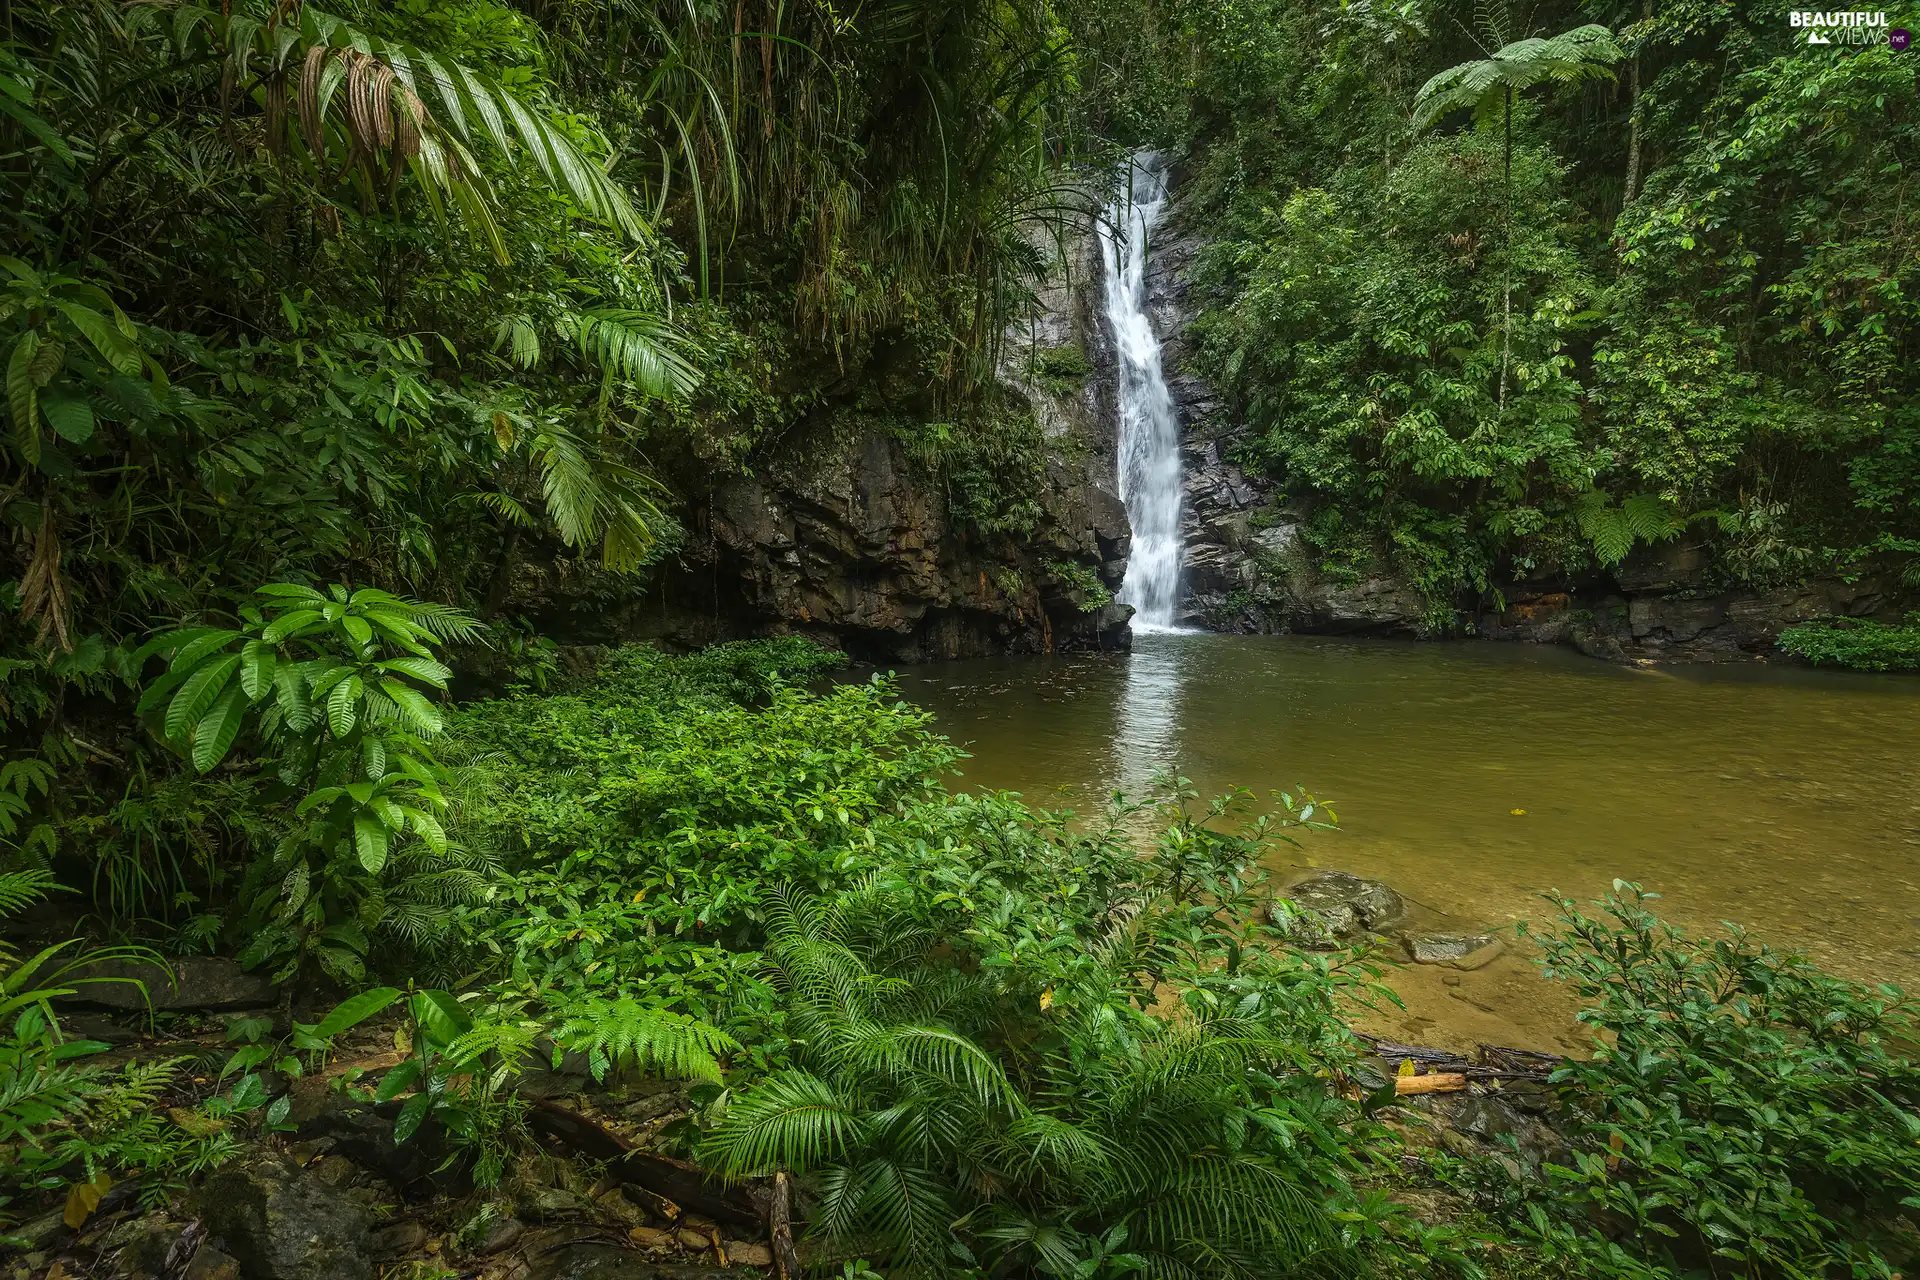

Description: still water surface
[894,634,1920,991]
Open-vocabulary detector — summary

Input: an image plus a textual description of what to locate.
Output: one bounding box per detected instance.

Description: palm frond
[702,1069,870,1177]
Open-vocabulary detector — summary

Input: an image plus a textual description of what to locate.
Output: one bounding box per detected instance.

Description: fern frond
[571,308,699,402]
[550,995,736,1083]
[0,868,59,917]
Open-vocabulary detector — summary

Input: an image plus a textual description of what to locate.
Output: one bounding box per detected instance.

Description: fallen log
[1393,1072,1468,1095]
[1357,1032,1563,1081]
[528,1100,763,1229]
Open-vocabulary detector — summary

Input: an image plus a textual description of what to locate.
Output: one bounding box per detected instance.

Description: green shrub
[1513,885,1920,1278]
[1043,557,1114,611]
[1776,615,1920,672]
[1027,343,1093,393]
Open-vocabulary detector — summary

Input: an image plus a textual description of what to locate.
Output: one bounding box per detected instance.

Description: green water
[892,633,1920,988]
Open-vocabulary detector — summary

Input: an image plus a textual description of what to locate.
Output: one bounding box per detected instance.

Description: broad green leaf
[191,684,250,772]
[410,989,471,1046]
[273,662,314,730]
[261,609,324,643]
[240,639,276,700]
[363,737,386,780]
[135,665,191,718]
[312,986,402,1039]
[406,807,448,855]
[165,653,242,743]
[39,394,92,444]
[52,300,142,375]
[380,680,444,734]
[169,629,242,673]
[372,1057,423,1103]
[327,675,361,737]
[7,332,40,464]
[342,615,373,648]
[376,656,453,687]
[392,1090,432,1144]
[255,583,328,602]
[352,814,388,872]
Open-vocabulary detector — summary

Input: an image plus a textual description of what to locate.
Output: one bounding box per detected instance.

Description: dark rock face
[1480,544,1903,662]
[674,426,1133,662]
[514,213,1135,665]
[194,1153,372,1280]
[292,1097,456,1198]
[61,956,277,1012]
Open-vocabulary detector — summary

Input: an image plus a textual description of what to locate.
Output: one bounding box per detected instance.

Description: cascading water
[1098,151,1184,632]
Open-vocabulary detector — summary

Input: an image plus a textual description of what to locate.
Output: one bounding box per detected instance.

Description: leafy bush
[1776,615,1920,672]
[1043,557,1114,611]
[1027,343,1094,393]
[138,584,489,981]
[1514,886,1920,1278]
[697,781,1432,1277]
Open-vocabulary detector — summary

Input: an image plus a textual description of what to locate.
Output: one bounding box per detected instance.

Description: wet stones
[60,955,277,1012]
[1272,872,1407,946]
[1401,931,1506,970]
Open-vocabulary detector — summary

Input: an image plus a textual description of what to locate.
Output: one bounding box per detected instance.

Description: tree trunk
[1500,84,1513,412]
[1623,0,1652,204]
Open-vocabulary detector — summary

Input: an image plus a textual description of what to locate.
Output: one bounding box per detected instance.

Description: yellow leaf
[1038,988,1053,1011]
[62,1171,111,1228]
[1509,808,1527,816]
[631,889,646,903]
[1397,1059,1416,1077]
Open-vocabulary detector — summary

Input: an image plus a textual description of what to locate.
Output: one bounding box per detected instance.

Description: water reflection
[1111,633,1188,796]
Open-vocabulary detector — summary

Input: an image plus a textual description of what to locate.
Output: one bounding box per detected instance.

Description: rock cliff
[499,218,1132,663]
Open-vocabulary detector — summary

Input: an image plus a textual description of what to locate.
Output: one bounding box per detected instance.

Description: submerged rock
[1273,872,1407,946]
[1402,932,1505,970]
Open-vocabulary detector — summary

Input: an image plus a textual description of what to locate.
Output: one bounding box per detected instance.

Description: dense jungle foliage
[3,0,1919,1275]
[1070,0,1919,623]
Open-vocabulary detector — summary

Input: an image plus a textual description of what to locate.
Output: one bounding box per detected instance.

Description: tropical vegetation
[1,0,1917,1275]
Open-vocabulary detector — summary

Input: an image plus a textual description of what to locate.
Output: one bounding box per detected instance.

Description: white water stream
[1098,152,1184,632]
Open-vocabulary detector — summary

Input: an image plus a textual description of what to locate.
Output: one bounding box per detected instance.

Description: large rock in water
[194,1152,371,1280]
[1272,872,1406,946]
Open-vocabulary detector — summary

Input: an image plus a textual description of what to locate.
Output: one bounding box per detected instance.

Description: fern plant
[1413,15,1622,408]
[137,583,483,981]
[1573,490,1688,566]
[700,885,1355,1278]
[0,872,237,1231]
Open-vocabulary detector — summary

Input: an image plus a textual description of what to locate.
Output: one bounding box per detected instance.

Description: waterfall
[1098,152,1184,632]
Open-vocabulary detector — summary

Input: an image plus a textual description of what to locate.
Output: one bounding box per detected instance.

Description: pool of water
[887,633,1920,994]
